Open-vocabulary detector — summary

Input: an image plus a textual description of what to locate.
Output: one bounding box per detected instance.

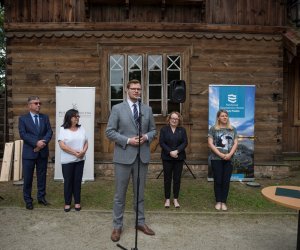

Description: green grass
[0,169,299,213]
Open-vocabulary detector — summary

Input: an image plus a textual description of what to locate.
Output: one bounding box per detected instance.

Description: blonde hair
[214,109,233,130]
[166,111,182,126]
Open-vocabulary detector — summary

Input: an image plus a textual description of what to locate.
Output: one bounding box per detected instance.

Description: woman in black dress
[159,111,188,208]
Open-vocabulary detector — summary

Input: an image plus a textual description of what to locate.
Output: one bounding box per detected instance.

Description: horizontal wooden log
[4,22,286,34]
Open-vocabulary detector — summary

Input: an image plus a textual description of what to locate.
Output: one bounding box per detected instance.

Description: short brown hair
[126,79,141,89]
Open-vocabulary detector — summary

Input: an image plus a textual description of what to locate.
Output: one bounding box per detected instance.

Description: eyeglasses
[129,88,142,92]
[170,117,179,121]
[30,102,42,105]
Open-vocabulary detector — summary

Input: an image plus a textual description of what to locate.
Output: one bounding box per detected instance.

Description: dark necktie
[133,103,139,126]
[34,114,39,129]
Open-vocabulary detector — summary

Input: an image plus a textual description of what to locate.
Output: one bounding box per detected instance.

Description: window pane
[148,55,162,70]
[111,100,123,107]
[149,86,162,99]
[168,102,180,113]
[110,55,125,109]
[149,71,161,85]
[129,71,141,81]
[149,101,162,114]
[111,86,123,99]
[110,55,124,85]
[167,55,181,114]
[148,55,162,115]
[167,55,180,70]
[128,55,142,82]
[168,71,180,83]
[111,71,123,85]
[110,55,124,70]
[128,55,142,70]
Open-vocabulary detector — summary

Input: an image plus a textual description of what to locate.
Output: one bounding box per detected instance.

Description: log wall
[4,0,287,26]
[3,0,288,162]
[0,89,5,158]
[206,0,286,26]
[5,0,85,22]
[283,54,300,153]
[5,30,283,163]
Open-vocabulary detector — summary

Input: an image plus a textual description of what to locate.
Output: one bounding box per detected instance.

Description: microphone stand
[117,98,142,250]
[133,97,142,250]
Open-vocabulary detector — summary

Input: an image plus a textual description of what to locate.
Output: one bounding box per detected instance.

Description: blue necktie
[34,114,39,129]
[133,103,139,126]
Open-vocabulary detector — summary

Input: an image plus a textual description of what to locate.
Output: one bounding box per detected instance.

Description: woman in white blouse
[58,109,88,212]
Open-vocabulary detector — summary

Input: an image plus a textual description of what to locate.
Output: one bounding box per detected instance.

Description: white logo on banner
[72,103,78,110]
[228,94,237,103]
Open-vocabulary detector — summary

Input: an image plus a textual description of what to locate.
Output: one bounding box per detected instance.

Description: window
[109,54,181,115]
[109,54,124,107]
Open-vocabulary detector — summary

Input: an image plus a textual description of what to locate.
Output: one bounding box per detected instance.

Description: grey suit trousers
[113,157,148,229]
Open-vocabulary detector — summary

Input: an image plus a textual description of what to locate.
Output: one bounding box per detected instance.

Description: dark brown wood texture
[3,0,292,162]
[5,0,85,22]
[282,55,300,154]
[5,0,286,26]
[5,31,283,162]
[206,0,286,26]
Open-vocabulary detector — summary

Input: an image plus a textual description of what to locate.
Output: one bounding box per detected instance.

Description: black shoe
[75,204,81,211]
[38,198,49,206]
[64,206,71,212]
[26,203,33,210]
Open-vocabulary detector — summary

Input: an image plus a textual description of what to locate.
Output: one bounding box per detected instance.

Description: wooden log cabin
[2,0,300,174]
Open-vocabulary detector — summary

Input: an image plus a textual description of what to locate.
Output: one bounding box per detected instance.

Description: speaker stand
[156,160,196,179]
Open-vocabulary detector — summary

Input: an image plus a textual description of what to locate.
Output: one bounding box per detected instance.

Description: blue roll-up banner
[208,85,256,181]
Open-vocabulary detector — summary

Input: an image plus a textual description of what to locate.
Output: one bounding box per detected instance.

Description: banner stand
[208,85,256,182]
[55,87,95,181]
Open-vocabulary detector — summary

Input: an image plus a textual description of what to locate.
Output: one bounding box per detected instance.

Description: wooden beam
[87,0,203,5]
[0,142,14,182]
[125,0,129,19]
[4,22,286,35]
[13,140,22,181]
[161,0,166,20]
[283,28,300,57]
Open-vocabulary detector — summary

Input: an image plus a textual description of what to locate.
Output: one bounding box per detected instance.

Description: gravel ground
[0,207,298,250]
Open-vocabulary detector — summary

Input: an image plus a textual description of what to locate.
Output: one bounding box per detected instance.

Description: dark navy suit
[19,113,53,204]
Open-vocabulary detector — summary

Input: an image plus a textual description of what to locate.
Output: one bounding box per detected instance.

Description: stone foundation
[7,162,293,181]
[92,161,291,180]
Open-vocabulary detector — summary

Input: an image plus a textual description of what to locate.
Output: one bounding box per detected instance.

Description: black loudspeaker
[169,80,186,103]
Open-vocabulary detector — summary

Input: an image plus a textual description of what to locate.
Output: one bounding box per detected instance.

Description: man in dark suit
[106,79,156,242]
[19,96,53,210]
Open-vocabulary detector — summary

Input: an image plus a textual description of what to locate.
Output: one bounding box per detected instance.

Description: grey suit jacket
[106,101,156,164]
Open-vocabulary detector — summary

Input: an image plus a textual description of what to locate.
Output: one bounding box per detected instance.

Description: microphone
[137,97,142,103]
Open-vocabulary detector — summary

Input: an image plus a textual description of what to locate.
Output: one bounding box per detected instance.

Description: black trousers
[62,160,84,205]
[211,160,233,203]
[163,160,183,199]
[22,157,48,204]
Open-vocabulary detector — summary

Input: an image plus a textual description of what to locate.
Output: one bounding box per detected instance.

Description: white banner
[55,87,95,181]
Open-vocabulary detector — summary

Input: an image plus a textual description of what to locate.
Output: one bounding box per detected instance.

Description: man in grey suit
[106,79,156,242]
